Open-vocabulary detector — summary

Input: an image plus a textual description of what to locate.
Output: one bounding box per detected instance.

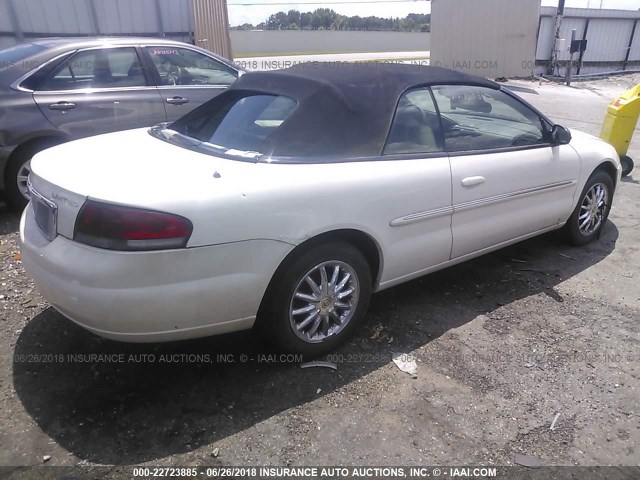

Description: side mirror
[551,124,571,145]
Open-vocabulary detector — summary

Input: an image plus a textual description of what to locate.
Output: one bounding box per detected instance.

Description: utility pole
[547,0,566,76]
[565,28,577,86]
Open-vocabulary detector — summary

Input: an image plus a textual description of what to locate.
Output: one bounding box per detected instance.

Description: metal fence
[0,0,237,55]
[536,6,640,76]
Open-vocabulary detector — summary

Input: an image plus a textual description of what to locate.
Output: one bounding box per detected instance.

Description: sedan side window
[145,47,237,86]
[384,88,444,155]
[431,85,547,152]
[39,48,146,91]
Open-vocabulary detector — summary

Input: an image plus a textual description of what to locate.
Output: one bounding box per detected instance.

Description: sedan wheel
[16,160,32,201]
[5,139,60,211]
[5,155,34,211]
[260,242,372,357]
[289,261,359,343]
[564,171,613,246]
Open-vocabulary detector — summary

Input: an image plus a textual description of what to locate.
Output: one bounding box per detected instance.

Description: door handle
[49,102,76,111]
[166,96,188,105]
[461,176,486,187]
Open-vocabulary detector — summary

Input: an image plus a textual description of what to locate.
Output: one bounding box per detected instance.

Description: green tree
[300,12,312,29]
[251,9,431,32]
[287,9,301,27]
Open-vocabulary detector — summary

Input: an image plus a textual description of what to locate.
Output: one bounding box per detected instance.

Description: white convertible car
[20,64,620,356]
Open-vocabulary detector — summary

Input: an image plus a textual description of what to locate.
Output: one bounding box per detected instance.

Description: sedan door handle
[48,102,76,111]
[461,176,486,187]
[166,96,189,105]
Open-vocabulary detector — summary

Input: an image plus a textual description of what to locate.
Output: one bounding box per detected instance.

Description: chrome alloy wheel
[16,160,32,200]
[578,182,608,236]
[289,261,359,343]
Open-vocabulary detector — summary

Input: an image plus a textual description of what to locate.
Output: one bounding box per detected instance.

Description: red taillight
[74,200,193,251]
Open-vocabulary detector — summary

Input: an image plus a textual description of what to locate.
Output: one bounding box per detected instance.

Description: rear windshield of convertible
[169,93,297,156]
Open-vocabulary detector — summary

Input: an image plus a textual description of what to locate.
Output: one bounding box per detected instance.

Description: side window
[145,47,237,86]
[431,85,547,152]
[39,48,146,91]
[384,88,443,155]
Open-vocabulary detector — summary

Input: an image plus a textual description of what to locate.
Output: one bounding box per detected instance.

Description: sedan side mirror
[551,124,571,145]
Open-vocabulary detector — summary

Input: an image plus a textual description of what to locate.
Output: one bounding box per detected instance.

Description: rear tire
[564,170,614,246]
[620,155,634,177]
[258,242,372,357]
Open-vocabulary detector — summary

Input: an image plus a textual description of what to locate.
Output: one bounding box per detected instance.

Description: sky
[227,0,640,26]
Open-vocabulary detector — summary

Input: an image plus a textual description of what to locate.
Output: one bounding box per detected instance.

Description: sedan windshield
[166,94,297,158]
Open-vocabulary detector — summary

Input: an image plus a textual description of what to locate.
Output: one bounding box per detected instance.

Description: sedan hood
[30,128,257,210]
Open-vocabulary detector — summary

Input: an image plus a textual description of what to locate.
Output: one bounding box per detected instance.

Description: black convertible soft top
[177,63,499,159]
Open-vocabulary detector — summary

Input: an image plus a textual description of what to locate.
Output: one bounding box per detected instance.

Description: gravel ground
[0,74,639,478]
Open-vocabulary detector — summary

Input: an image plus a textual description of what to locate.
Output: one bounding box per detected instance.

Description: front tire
[564,170,613,246]
[259,242,372,357]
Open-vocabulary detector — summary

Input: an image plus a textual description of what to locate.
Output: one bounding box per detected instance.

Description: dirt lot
[0,74,639,477]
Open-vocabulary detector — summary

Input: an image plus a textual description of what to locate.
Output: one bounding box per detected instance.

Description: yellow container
[600,84,640,157]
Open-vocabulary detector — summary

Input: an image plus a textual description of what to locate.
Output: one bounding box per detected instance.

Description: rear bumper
[20,205,293,342]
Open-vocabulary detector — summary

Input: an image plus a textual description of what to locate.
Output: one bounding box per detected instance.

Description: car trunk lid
[28,128,257,242]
